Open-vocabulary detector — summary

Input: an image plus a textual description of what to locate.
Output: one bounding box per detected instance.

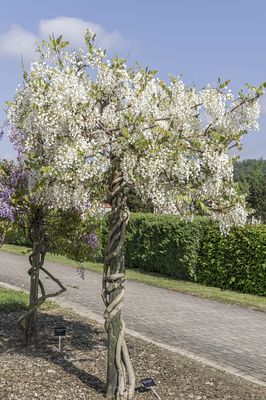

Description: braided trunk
[102,157,135,399]
[20,208,66,346]
[24,208,45,346]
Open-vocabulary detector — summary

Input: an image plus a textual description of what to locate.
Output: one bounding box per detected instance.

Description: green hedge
[124,213,207,280]
[197,224,266,295]
[123,214,266,295]
[4,212,266,296]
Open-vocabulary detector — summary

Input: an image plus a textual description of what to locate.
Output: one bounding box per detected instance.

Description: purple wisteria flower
[83,233,99,251]
[0,204,14,220]
[10,167,29,189]
[0,161,24,222]
[0,188,14,221]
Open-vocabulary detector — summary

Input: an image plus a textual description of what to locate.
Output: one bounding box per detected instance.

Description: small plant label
[54,326,66,336]
[54,326,66,351]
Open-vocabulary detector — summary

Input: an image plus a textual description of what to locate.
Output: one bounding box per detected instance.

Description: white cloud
[39,17,126,50]
[0,25,37,60]
[0,17,127,61]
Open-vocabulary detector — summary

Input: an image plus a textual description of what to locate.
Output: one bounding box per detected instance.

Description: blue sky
[0,0,265,159]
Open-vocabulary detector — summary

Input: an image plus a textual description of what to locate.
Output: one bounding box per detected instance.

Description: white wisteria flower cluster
[7,32,265,231]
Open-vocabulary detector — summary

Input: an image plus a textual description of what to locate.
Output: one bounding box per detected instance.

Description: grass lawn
[1,243,266,312]
[0,285,58,312]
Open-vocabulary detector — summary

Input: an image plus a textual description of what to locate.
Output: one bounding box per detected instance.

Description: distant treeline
[234,159,266,223]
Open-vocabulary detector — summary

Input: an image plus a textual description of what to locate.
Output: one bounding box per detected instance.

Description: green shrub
[5,210,266,296]
[197,224,266,295]
[5,225,30,246]
[124,213,207,280]
[123,214,266,295]
[4,211,100,263]
[95,215,108,262]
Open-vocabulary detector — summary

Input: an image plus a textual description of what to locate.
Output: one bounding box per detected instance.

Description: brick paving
[0,251,265,384]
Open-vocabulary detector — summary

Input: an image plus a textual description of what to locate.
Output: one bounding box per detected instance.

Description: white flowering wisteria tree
[7,33,264,399]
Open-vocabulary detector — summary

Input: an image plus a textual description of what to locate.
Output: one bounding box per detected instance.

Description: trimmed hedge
[124,213,207,280]
[123,213,266,295]
[4,212,266,296]
[197,224,266,295]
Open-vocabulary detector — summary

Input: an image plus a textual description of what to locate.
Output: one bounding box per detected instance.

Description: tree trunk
[23,208,45,346]
[102,158,135,399]
[18,208,66,346]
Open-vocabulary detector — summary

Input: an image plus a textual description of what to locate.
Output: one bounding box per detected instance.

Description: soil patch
[0,310,265,399]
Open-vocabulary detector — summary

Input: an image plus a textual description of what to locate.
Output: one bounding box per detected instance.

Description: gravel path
[0,251,265,386]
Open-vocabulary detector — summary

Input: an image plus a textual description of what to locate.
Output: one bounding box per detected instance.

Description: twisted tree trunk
[22,208,45,346]
[18,208,66,346]
[102,157,135,399]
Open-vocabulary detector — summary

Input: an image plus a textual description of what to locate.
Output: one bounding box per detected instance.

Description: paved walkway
[0,252,266,386]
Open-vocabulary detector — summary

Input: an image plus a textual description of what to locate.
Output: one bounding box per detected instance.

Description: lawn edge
[1,245,266,313]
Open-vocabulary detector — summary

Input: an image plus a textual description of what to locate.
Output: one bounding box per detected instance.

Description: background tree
[234,159,266,222]
[7,32,264,399]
